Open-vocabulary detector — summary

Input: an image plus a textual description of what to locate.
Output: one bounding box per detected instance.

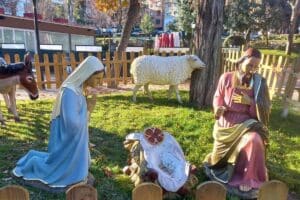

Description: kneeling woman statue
[123,127,198,198]
[12,56,104,191]
[204,48,271,198]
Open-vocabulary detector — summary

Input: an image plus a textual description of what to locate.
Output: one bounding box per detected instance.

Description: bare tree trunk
[189,0,224,108]
[286,0,300,55]
[117,0,140,53]
[108,0,140,88]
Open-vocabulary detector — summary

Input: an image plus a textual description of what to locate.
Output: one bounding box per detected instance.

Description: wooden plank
[53,54,62,88]
[270,56,283,98]
[143,48,149,55]
[105,52,111,86]
[276,57,289,96]
[113,51,120,85]
[96,52,104,86]
[258,54,265,74]
[4,54,11,63]
[132,183,162,200]
[70,53,77,71]
[130,52,135,83]
[96,52,102,61]
[281,58,300,117]
[66,184,97,200]
[195,181,226,200]
[79,53,84,63]
[14,54,23,89]
[43,54,52,89]
[258,180,288,200]
[14,54,20,62]
[0,185,30,200]
[61,54,68,80]
[34,54,43,89]
[122,52,128,84]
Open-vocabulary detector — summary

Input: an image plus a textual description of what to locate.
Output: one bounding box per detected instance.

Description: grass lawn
[0,91,299,200]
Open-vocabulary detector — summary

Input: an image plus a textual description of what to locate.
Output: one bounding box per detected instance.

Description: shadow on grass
[99,90,211,111]
[267,104,300,194]
[89,127,132,200]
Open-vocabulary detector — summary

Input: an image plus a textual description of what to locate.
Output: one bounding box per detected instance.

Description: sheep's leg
[168,85,175,99]
[3,93,12,113]
[174,85,183,104]
[144,84,153,100]
[132,84,142,102]
[8,88,20,122]
[0,103,5,126]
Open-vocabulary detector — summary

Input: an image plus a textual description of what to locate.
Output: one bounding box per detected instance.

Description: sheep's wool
[130,55,194,85]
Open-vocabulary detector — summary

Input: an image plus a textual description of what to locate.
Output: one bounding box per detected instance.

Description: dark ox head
[19,53,39,100]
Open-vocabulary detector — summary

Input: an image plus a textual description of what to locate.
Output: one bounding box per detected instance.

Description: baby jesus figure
[123,127,198,197]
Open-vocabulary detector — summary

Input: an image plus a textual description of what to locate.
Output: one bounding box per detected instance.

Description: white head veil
[51,56,104,120]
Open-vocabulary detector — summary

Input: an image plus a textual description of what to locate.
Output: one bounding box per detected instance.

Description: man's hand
[215,106,226,118]
[232,91,252,105]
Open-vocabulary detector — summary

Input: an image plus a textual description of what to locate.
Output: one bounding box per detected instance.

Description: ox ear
[24,52,33,70]
[24,53,32,64]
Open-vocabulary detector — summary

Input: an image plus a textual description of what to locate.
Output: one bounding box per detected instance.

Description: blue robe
[13,88,90,187]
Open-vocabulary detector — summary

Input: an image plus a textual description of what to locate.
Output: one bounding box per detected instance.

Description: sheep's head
[187,55,206,70]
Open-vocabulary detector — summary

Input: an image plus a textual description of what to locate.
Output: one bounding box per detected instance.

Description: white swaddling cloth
[126,132,190,192]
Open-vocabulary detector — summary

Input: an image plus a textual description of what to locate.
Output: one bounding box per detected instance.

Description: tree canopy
[140,14,154,37]
[95,0,129,13]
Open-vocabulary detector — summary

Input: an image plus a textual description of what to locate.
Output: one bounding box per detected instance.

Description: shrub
[223,35,246,47]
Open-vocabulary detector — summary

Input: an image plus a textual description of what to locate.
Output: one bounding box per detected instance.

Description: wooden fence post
[0,185,30,200]
[132,183,162,200]
[258,180,288,200]
[66,184,97,200]
[195,181,226,200]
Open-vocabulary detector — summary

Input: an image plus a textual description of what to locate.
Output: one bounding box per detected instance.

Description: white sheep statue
[130,55,205,103]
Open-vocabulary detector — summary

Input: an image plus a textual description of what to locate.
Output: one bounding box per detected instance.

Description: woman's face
[240,57,261,75]
[84,71,103,88]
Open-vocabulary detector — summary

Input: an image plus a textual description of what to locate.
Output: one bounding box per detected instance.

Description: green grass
[0,91,299,200]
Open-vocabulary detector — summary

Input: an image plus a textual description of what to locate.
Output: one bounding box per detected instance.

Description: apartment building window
[156,10,161,16]
[155,19,160,25]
